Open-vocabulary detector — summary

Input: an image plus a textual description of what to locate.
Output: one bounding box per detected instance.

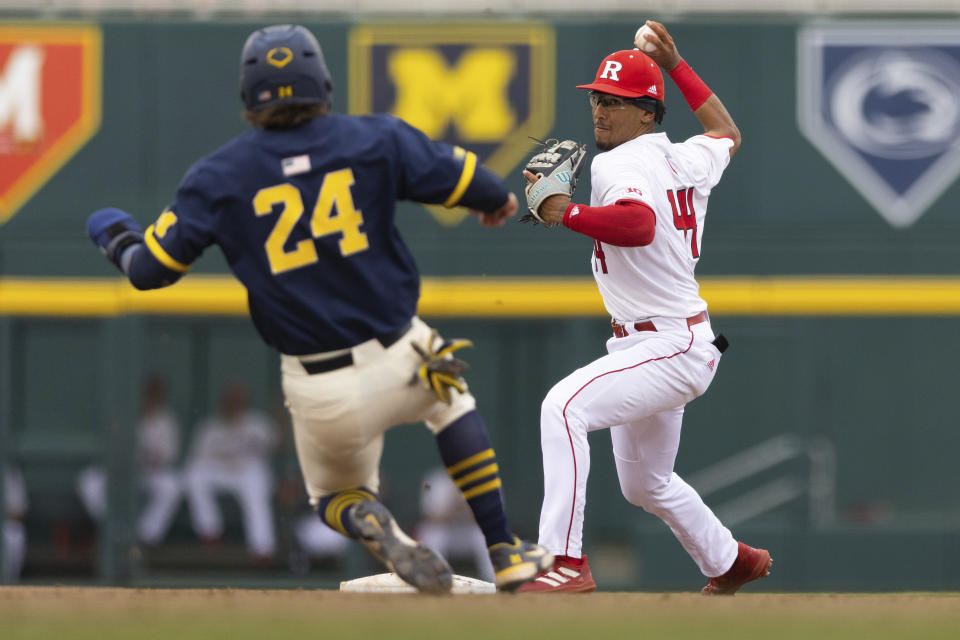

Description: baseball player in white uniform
[75,376,182,547]
[519,21,771,595]
[184,381,278,560]
[136,375,183,547]
[3,466,28,583]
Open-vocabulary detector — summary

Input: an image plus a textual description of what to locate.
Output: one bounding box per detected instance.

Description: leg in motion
[433,410,553,591]
[701,542,772,596]
[318,487,453,594]
[612,407,770,594]
[517,378,599,594]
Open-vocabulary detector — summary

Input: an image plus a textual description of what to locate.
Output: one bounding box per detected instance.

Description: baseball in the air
[635,24,658,53]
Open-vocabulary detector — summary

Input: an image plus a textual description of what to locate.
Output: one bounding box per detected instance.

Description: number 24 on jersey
[253,168,369,275]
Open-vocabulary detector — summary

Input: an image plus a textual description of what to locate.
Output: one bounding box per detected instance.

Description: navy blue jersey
[139,114,508,354]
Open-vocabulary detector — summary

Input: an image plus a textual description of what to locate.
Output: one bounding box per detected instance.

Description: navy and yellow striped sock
[316,487,378,538]
[436,410,513,546]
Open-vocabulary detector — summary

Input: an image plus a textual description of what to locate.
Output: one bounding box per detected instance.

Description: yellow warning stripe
[4,277,960,316]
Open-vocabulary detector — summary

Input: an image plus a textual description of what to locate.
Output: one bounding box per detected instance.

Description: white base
[339,572,496,594]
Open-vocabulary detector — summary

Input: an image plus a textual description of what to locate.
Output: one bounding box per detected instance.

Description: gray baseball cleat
[348,500,453,594]
[488,537,555,591]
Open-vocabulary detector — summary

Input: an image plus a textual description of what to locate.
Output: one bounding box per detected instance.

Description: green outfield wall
[2,17,959,590]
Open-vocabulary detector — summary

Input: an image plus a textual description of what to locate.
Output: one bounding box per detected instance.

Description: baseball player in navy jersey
[85,24,551,593]
[518,21,771,595]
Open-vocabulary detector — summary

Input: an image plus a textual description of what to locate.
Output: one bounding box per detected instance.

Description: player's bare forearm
[693,95,741,156]
[539,194,570,226]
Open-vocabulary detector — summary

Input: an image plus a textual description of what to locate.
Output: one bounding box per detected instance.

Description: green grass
[3,588,959,640]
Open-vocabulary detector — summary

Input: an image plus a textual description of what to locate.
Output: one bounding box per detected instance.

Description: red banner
[0,25,101,225]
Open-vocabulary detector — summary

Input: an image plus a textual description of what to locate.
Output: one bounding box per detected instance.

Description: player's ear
[638,108,656,124]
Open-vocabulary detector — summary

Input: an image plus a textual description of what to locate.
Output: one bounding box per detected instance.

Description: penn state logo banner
[798,23,960,228]
[0,24,102,226]
[348,23,555,225]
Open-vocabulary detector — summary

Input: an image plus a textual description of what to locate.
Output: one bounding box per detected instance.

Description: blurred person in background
[3,465,28,582]
[75,374,183,547]
[272,401,350,574]
[183,381,278,562]
[135,375,183,547]
[416,467,494,582]
[289,505,351,570]
[85,23,550,593]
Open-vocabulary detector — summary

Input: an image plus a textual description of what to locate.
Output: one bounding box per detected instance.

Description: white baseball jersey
[138,409,180,471]
[188,410,276,469]
[586,132,733,321]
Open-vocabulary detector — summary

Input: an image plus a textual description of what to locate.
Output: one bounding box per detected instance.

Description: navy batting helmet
[240,24,333,112]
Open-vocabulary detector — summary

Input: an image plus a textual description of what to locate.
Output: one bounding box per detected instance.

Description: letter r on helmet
[600,60,622,81]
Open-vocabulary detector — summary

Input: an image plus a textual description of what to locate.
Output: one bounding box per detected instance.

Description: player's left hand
[520,138,586,227]
[470,192,518,228]
[86,207,144,271]
[410,330,473,405]
[522,171,570,227]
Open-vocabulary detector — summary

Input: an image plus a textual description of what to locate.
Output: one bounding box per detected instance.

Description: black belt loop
[300,319,413,375]
[712,333,729,354]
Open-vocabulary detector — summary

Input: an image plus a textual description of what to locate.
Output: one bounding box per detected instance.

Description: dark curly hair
[243,103,329,130]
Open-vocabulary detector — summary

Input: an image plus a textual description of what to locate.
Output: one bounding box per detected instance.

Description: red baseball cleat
[516,553,597,593]
[702,542,772,595]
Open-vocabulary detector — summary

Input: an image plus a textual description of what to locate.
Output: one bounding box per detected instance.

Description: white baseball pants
[137,470,182,546]
[280,317,475,505]
[537,318,737,578]
[184,460,276,557]
[2,519,25,582]
[76,466,182,546]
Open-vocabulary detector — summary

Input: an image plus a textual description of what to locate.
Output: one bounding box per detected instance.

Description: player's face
[589,92,655,151]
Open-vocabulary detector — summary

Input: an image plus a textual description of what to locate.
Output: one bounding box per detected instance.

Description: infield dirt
[2,586,958,640]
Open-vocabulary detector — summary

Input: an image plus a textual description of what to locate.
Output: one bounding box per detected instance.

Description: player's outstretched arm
[87,208,183,290]
[391,118,518,227]
[638,20,741,156]
[469,191,518,228]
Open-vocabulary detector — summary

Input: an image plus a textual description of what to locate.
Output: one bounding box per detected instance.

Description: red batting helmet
[576,49,664,102]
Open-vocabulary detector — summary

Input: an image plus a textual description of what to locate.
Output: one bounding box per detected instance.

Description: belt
[611,310,708,338]
[300,320,413,375]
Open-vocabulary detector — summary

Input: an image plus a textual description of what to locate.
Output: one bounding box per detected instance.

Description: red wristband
[668,60,712,112]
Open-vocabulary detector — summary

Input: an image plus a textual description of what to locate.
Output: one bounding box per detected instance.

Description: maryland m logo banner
[0,24,101,225]
[348,24,555,225]
[798,24,960,228]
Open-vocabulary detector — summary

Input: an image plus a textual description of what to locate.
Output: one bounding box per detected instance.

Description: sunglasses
[589,92,634,110]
